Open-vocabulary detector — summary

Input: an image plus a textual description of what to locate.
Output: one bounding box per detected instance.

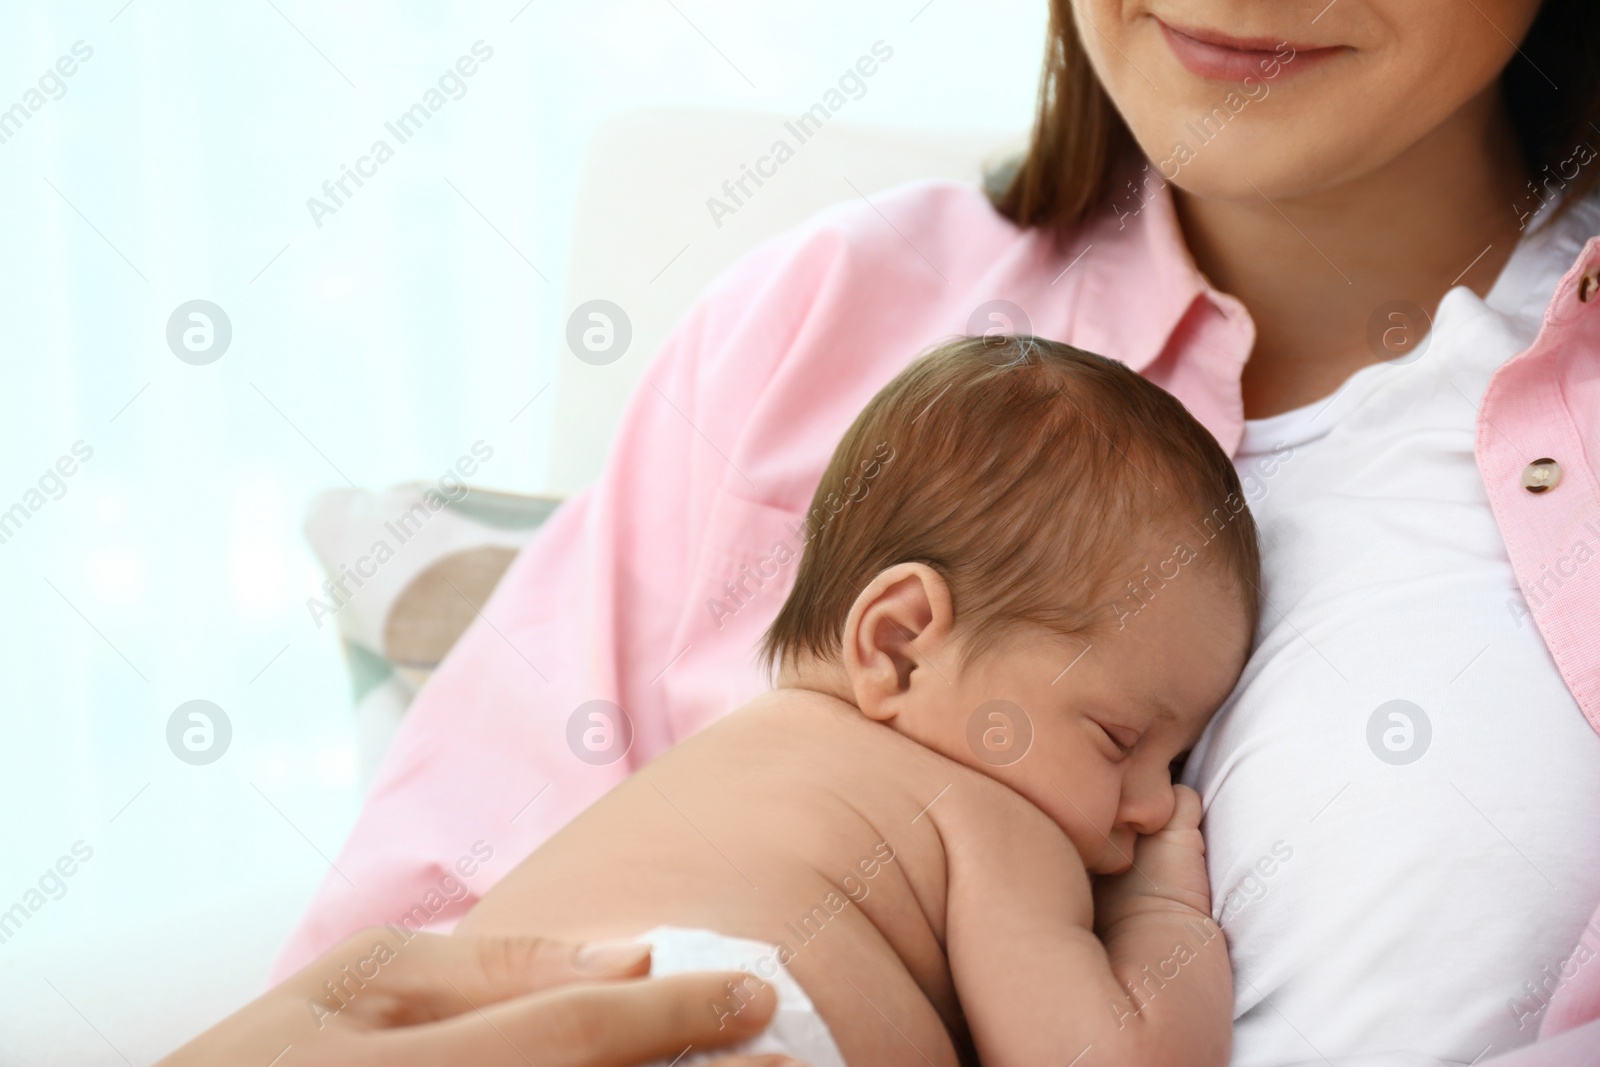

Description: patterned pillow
[302,482,559,782]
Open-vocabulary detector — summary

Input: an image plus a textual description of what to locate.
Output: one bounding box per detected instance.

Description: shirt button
[1522,458,1563,493]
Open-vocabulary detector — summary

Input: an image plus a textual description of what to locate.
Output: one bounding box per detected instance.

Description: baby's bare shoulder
[700,688,930,766]
[688,689,1049,844]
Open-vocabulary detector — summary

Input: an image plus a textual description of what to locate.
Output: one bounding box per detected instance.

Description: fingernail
[574,938,650,974]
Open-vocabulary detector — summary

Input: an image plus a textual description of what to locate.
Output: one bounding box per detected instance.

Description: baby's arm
[937,784,1230,1066]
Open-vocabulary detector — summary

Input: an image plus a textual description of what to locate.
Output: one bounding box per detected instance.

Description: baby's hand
[1093,785,1212,934]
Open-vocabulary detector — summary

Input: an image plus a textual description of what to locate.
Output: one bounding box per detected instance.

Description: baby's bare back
[457,689,1045,1066]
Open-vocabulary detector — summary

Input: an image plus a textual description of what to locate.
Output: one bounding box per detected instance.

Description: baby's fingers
[1163,784,1203,833]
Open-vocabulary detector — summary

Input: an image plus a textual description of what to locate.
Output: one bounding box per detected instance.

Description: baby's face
[910,567,1252,874]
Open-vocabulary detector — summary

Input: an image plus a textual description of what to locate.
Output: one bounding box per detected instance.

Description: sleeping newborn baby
[457,334,1260,1066]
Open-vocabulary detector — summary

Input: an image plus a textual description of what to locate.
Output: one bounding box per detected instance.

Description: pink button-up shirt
[273,175,1600,1057]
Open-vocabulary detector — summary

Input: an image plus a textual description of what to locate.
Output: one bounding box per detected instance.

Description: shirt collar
[1069,157,1245,375]
[1487,181,1600,325]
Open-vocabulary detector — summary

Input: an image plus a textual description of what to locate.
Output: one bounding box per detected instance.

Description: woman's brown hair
[985,0,1600,235]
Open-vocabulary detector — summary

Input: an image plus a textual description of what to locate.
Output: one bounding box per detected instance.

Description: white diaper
[637,925,849,1067]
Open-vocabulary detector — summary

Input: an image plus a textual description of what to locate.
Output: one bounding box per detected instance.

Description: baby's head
[762,335,1260,873]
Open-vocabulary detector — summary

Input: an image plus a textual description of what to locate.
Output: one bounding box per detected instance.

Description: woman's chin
[1132,130,1379,207]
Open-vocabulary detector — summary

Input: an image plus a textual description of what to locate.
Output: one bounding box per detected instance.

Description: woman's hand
[157,927,803,1066]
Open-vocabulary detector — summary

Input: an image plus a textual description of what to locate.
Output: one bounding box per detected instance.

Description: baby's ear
[842,563,955,722]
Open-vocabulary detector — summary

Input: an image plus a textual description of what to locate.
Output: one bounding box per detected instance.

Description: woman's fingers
[380,970,780,1067]
[291,928,653,1028]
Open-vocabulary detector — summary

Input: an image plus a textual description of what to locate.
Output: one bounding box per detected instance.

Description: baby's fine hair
[759,334,1261,672]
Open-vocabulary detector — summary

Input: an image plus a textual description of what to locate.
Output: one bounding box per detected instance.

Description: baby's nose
[1120,781,1176,836]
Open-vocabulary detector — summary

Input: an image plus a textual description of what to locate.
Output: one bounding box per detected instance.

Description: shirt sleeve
[268,215,857,981]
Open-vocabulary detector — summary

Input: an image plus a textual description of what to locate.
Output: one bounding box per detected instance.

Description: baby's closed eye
[1094,720,1141,757]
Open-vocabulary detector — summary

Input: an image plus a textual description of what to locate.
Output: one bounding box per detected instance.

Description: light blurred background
[0,1,1045,1061]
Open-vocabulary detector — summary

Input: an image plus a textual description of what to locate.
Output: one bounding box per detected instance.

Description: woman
[170,0,1600,1061]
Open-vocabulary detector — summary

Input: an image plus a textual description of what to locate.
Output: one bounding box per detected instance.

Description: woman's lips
[1157,18,1342,82]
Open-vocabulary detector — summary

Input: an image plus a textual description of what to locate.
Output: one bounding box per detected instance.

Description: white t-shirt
[1187,190,1600,1066]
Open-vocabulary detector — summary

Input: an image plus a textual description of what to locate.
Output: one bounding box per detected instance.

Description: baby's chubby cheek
[1062,790,1134,872]
[1007,768,1127,870]
[940,707,1128,867]
[1087,827,1140,875]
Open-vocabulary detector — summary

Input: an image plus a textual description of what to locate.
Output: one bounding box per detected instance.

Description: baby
[456,335,1260,1066]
